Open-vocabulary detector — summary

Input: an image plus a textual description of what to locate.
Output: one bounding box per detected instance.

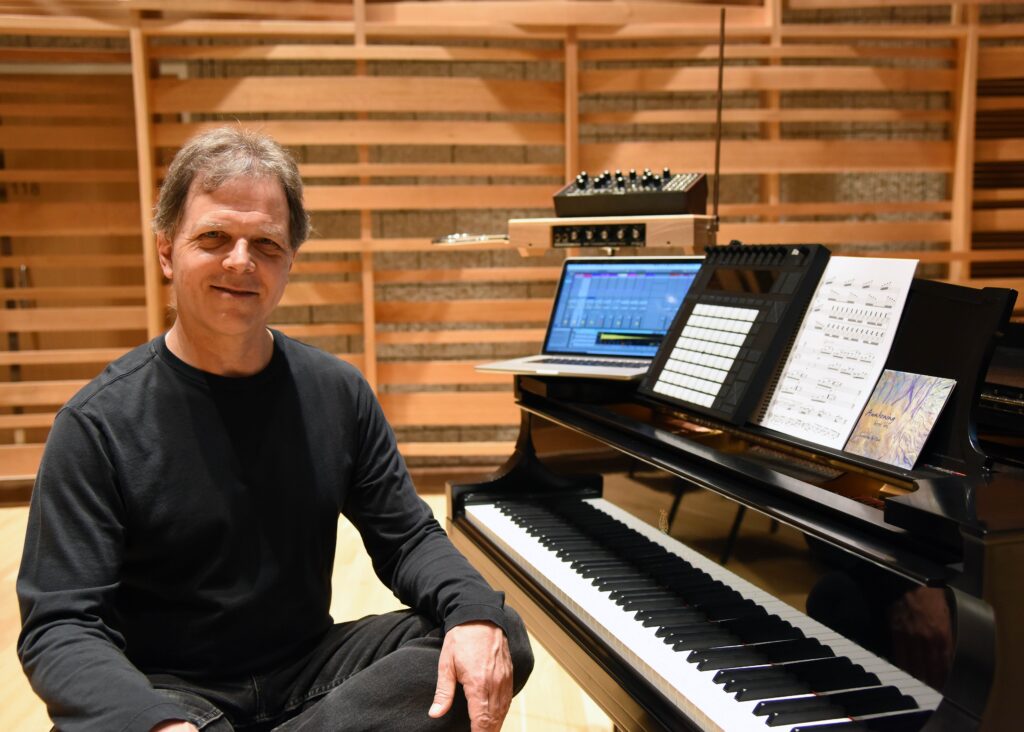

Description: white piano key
[465,498,940,732]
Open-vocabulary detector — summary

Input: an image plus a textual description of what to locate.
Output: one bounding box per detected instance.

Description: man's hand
[429,620,513,731]
[150,722,199,732]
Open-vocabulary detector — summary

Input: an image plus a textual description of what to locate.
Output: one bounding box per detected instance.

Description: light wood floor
[0,475,821,730]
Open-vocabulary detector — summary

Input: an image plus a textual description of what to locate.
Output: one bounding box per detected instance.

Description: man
[17,127,532,732]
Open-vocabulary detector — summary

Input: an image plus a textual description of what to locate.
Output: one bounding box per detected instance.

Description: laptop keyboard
[537,357,645,368]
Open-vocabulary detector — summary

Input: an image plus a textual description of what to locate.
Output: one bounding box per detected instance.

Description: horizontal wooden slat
[0,168,138,183]
[136,0,357,20]
[296,162,562,180]
[302,238,507,255]
[151,76,563,115]
[974,209,1024,232]
[0,380,83,407]
[0,75,132,97]
[290,260,362,275]
[975,188,1024,202]
[580,42,956,63]
[147,42,560,62]
[583,141,953,174]
[718,220,950,245]
[376,299,551,324]
[0,443,44,481]
[978,47,1024,81]
[0,124,136,150]
[271,323,363,338]
[152,162,563,180]
[0,46,132,64]
[0,255,141,269]
[378,360,511,385]
[580,66,956,95]
[0,348,128,366]
[0,412,55,430]
[0,306,147,333]
[975,139,1024,164]
[778,24,967,42]
[0,286,145,302]
[397,440,515,458]
[582,108,953,125]
[278,281,361,307]
[789,0,992,12]
[154,120,563,147]
[0,101,134,118]
[977,97,1024,112]
[374,267,559,285]
[376,328,545,345]
[362,1,764,28]
[716,200,951,218]
[378,391,518,427]
[303,185,553,211]
[0,203,141,236]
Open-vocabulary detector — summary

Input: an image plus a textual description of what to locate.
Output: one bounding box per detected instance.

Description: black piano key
[717,615,803,643]
[577,565,630,577]
[701,599,767,622]
[654,618,713,635]
[680,587,744,606]
[577,565,637,578]
[689,637,833,670]
[754,687,916,727]
[660,574,719,593]
[639,608,708,627]
[609,587,677,603]
[622,596,683,612]
[665,615,802,648]
[596,577,662,591]
[790,709,932,732]
[671,631,739,652]
[732,678,813,701]
[718,656,880,701]
[647,601,765,633]
[548,542,596,551]
[616,592,680,608]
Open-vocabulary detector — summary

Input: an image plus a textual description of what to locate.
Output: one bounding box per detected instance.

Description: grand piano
[446,265,1023,731]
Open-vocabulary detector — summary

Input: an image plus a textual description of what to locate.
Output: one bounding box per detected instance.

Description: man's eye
[255,239,283,252]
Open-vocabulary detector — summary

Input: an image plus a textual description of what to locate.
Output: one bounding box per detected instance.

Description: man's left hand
[429,620,513,731]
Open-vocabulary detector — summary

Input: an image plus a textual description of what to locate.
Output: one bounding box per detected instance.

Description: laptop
[477,256,703,380]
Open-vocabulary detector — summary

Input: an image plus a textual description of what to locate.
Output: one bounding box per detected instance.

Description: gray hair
[153,127,310,250]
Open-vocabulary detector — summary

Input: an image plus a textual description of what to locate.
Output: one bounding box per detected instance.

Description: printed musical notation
[758,256,918,450]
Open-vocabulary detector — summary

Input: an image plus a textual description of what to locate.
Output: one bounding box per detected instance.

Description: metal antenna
[709,7,725,241]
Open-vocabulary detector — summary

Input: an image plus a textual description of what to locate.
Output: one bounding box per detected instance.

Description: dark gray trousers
[148,607,533,732]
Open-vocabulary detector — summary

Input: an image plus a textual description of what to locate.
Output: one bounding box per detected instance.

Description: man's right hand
[151,722,199,732]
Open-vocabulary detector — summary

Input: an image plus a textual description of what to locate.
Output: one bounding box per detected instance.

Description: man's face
[157,175,294,343]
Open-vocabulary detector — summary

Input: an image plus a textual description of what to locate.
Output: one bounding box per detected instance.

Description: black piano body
[446,277,1023,731]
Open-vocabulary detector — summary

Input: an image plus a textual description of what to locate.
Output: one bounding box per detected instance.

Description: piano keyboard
[465,497,942,732]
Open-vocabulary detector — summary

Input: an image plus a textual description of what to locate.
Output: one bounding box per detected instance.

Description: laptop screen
[544,257,703,359]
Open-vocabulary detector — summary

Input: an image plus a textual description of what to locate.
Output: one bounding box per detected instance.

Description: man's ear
[157,232,174,279]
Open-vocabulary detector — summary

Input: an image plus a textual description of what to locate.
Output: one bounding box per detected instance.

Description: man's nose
[223,239,255,272]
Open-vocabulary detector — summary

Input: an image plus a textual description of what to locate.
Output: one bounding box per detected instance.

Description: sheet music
[758,256,918,450]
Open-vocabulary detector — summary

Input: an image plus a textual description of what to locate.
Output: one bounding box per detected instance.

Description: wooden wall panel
[0,34,144,481]
[1,1,1023,486]
[974,31,1024,280]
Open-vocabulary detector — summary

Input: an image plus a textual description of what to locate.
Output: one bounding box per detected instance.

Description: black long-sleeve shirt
[17,332,506,732]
